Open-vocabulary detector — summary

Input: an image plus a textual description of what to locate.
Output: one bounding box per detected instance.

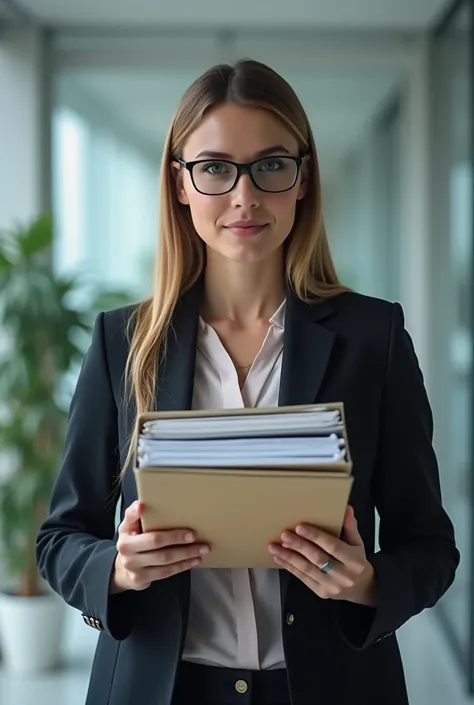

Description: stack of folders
[134,403,353,568]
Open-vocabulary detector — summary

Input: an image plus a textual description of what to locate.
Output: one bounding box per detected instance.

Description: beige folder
[133,403,353,569]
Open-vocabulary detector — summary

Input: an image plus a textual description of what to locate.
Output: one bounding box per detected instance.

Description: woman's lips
[224,224,268,237]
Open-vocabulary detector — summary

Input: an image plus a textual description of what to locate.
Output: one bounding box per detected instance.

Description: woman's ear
[297,156,310,201]
[171,161,190,205]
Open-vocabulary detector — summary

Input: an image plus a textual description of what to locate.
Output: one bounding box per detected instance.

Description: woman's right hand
[111,501,210,593]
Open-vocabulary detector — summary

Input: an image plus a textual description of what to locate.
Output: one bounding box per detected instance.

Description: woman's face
[173,103,308,264]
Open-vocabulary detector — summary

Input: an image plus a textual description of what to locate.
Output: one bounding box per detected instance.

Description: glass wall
[324,93,402,301]
[371,97,402,303]
[52,88,160,299]
[430,0,473,688]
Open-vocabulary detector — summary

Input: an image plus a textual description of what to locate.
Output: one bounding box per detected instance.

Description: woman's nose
[230,173,261,209]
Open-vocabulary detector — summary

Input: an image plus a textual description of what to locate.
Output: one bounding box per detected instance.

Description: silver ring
[319,558,334,574]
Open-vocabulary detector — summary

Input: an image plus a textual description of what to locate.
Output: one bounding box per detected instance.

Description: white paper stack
[137,407,346,469]
[134,404,353,567]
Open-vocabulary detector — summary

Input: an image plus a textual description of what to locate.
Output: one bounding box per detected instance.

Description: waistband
[172,660,290,705]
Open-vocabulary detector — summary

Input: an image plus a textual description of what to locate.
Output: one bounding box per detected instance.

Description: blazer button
[235,679,248,694]
[286,613,295,626]
[82,613,92,627]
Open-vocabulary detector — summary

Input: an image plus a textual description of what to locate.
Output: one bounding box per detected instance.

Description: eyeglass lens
[192,157,299,194]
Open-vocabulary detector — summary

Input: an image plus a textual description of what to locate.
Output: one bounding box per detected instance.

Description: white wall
[0,27,47,230]
[325,111,401,303]
[325,133,379,296]
[398,36,432,375]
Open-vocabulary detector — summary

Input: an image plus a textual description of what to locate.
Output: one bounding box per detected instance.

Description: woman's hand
[111,501,210,593]
[268,506,376,607]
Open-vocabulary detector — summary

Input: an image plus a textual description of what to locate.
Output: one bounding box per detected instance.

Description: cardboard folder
[133,403,353,569]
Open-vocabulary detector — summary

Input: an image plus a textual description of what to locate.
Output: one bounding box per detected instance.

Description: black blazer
[36,284,459,705]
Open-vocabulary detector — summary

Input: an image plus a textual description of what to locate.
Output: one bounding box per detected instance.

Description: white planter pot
[0,591,65,673]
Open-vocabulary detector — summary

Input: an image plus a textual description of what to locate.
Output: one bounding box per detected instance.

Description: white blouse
[182,300,286,671]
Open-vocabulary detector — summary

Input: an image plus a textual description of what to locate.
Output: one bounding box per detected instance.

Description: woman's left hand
[268,505,376,607]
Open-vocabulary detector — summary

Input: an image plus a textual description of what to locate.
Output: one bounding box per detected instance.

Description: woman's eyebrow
[193,146,291,160]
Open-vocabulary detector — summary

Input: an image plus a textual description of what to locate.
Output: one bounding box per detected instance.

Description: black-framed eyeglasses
[175,154,309,196]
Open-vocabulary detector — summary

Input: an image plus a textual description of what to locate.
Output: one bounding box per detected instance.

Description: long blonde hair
[123,59,348,471]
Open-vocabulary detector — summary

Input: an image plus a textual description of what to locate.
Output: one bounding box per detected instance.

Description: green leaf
[0,249,12,272]
[18,212,53,258]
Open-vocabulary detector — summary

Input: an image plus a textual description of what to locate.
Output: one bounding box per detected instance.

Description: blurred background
[0,0,473,703]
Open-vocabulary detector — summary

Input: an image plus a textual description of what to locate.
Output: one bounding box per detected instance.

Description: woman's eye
[202,161,229,175]
[259,159,283,171]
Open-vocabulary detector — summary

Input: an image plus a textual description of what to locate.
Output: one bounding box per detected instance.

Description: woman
[36,59,459,705]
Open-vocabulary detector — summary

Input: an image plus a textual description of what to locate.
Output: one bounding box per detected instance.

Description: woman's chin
[207,242,281,265]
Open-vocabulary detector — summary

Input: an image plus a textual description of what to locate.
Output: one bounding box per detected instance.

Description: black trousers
[172,661,291,705]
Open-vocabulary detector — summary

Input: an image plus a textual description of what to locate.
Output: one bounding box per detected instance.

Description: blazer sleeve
[36,312,134,641]
[334,302,460,649]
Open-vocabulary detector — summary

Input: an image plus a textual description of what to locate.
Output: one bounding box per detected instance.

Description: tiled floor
[0,609,472,705]
[398,610,472,705]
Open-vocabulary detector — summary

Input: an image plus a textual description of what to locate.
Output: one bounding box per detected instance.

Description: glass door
[431,0,473,690]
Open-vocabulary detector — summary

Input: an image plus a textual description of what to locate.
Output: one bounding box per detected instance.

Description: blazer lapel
[155,282,336,412]
[278,291,336,603]
[154,278,203,413]
[279,291,335,407]
[150,278,204,620]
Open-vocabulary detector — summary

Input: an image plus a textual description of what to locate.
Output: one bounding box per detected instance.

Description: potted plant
[0,213,131,672]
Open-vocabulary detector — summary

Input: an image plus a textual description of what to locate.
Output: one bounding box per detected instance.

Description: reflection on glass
[432,1,472,659]
[52,83,162,298]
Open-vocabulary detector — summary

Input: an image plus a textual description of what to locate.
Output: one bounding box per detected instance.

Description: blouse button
[235,679,248,694]
[286,613,295,626]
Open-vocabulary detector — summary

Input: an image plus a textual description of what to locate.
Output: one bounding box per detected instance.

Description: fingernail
[281,532,292,544]
[199,546,210,555]
[296,526,308,537]
[185,532,195,543]
[269,545,280,554]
